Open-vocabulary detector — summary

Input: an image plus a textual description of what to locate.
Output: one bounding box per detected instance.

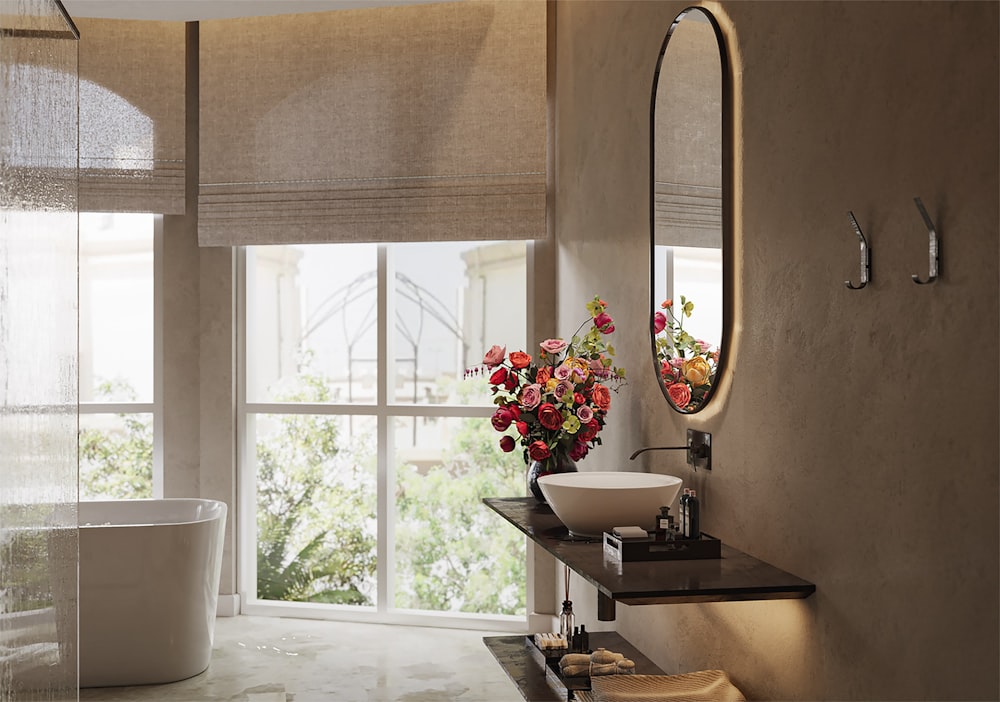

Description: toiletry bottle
[688,489,701,539]
[559,600,575,642]
[680,489,691,538]
[579,625,589,652]
[572,625,581,651]
[655,506,671,540]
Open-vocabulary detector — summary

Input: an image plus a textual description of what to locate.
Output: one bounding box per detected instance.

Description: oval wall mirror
[650,7,729,414]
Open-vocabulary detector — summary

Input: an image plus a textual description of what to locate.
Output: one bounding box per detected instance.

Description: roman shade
[653,18,721,249]
[77,18,186,214]
[198,0,547,246]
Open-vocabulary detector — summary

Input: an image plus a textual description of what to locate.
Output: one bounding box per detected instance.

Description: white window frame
[236,243,531,631]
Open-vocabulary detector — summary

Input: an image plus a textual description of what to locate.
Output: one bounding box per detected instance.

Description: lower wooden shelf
[483,631,665,702]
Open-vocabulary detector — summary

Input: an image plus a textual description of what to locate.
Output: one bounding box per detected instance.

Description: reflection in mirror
[650,7,726,414]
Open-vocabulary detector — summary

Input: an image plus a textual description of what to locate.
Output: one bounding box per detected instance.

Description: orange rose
[592,384,611,411]
[509,351,531,369]
[536,366,551,385]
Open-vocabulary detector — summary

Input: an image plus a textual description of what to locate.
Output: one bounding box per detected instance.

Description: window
[241,242,528,624]
[78,213,156,500]
[654,245,723,347]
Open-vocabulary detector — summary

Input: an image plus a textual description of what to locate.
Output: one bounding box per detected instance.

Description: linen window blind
[198,0,547,247]
[77,18,186,214]
[653,19,721,249]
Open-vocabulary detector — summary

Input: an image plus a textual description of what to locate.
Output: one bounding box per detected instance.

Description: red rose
[573,392,586,406]
[528,440,551,461]
[667,382,692,408]
[504,375,519,391]
[515,420,530,437]
[569,440,589,461]
[593,312,615,334]
[509,351,532,369]
[578,418,600,442]
[592,384,611,411]
[491,406,516,432]
[489,367,508,385]
[499,435,516,453]
[537,403,563,431]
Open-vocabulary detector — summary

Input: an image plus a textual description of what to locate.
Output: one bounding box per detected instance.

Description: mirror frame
[649,6,733,415]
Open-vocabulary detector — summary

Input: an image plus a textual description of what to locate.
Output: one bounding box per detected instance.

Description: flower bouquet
[467,296,626,501]
[653,296,718,413]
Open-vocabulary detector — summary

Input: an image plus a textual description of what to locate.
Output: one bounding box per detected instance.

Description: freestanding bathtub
[79,498,227,688]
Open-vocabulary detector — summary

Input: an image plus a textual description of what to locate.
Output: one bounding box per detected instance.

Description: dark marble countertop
[485,497,815,606]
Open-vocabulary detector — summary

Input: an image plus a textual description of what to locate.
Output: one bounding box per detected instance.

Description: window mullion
[376,245,395,613]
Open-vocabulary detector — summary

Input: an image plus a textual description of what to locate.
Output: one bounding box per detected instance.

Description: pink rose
[569,440,589,462]
[667,382,692,408]
[589,357,610,379]
[519,383,542,410]
[537,403,563,431]
[528,440,551,462]
[554,380,574,402]
[554,364,572,381]
[697,340,712,353]
[669,357,684,369]
[499,435,516,453]
[539,338,569,355]
[653,311,667,334]
[593,312,615,334]
[483,344,506,368]
[491,406,517,432]
[576,405,594,423]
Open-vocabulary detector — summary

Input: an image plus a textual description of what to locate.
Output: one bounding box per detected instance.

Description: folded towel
[589,670,747,702]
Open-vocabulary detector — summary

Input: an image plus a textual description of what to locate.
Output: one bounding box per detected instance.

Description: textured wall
[553,1,999,699]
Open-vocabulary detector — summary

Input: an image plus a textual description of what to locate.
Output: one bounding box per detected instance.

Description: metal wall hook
[911,197,939,284]
[845,211,870,290]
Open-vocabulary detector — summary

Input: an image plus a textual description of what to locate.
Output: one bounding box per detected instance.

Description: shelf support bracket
[597,591,616,621]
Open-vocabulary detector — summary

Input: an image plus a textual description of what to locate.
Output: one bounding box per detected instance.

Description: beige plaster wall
[552,1,999,699]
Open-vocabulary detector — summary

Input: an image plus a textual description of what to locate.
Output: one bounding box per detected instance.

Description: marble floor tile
[80,615,524,702]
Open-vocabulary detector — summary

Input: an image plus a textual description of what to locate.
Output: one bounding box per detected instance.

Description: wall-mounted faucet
[630,429,712,470]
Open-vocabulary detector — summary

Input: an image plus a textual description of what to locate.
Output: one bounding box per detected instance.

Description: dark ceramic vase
[527,450,578,503]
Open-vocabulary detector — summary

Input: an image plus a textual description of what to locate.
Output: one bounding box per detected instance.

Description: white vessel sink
[537,471,683,538]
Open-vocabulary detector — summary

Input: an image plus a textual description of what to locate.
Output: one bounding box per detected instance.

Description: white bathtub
[79,498,227,688]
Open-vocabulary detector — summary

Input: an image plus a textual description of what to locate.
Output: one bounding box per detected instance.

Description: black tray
[603,530,721,561]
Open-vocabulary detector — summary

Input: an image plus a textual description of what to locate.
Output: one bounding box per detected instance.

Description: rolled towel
[560,663,591,678]
[559,653,592,670]
[590,662,619,676]
[616,659,636,675]
[590,648,625,665]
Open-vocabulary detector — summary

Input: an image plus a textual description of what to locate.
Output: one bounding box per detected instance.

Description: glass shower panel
[0,1,79,700]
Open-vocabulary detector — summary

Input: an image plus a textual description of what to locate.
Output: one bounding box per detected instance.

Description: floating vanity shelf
[485,497,815,614]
